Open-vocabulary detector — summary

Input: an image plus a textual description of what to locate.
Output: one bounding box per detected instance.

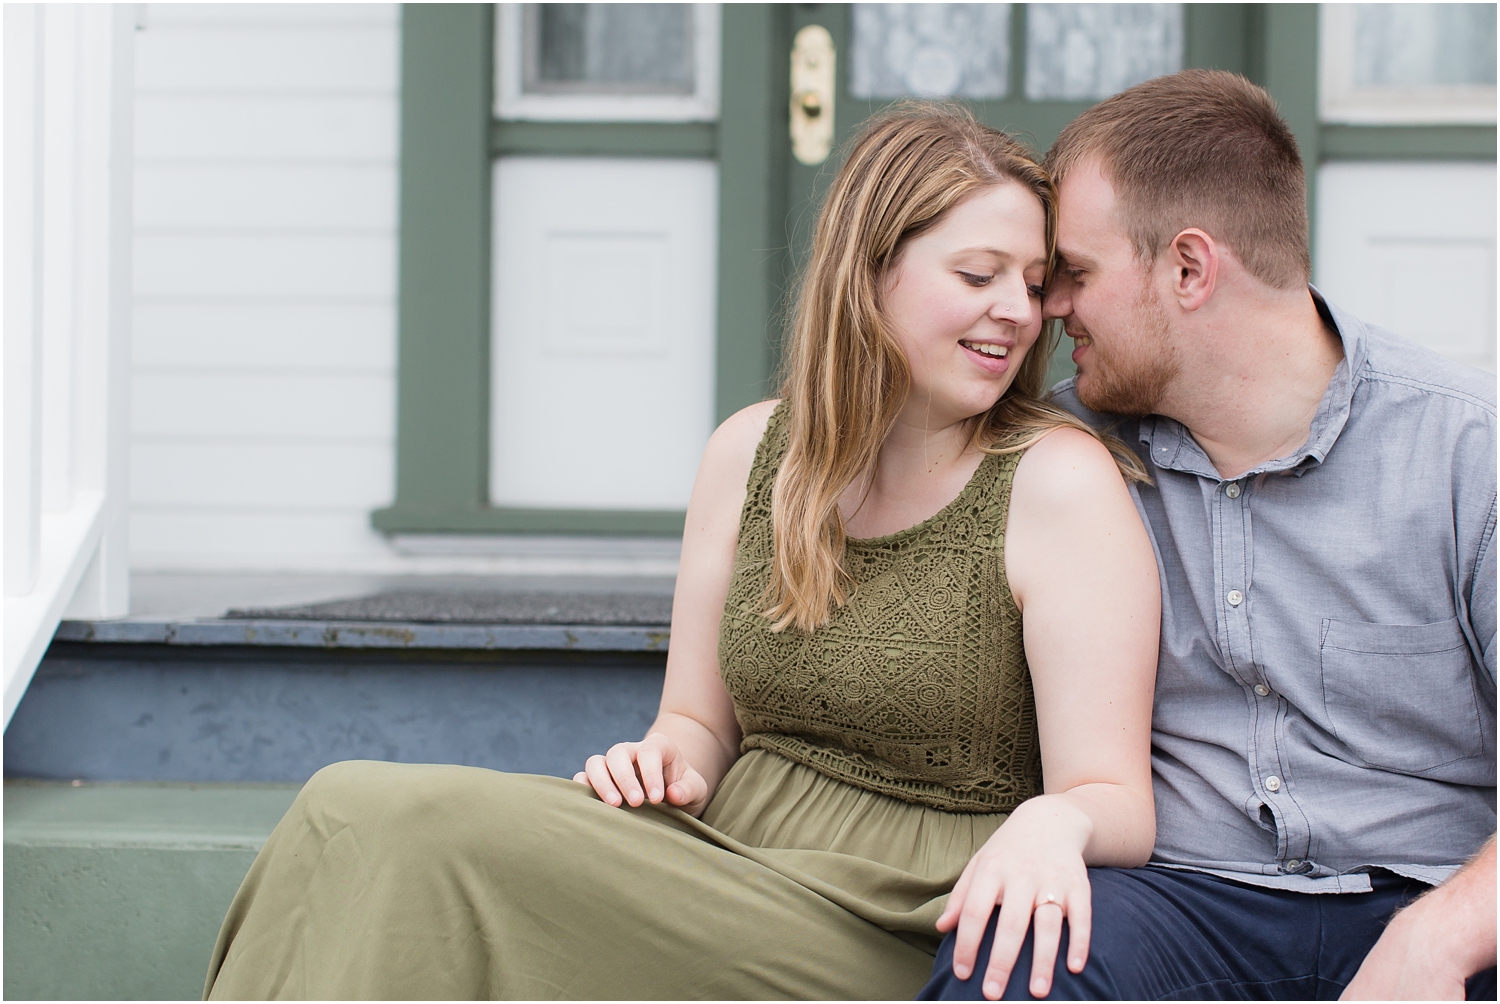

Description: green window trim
[377,505,688,536]
[1320,125,1497,161]
[492,121,719,158]
[376,4,494,536]
[373,3,1494,539]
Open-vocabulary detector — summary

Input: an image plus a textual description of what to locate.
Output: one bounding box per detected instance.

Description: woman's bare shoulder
[694,399,781,502]
[1011,426,1128,514]
[1005,427,1156,611]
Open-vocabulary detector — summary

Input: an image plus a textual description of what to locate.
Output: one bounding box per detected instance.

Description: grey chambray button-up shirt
[1055,290,1496,893]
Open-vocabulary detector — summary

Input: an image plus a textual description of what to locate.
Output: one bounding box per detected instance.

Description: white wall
[130,3,401,570]
[1315,161,1497,373]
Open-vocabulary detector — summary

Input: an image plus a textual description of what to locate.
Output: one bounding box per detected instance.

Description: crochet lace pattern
[718,403,1043,813]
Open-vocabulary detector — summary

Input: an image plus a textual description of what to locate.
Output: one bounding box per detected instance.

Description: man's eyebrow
[1055,248,1098,270]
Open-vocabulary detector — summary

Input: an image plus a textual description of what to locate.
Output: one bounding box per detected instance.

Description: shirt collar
[1140,286,1367,481]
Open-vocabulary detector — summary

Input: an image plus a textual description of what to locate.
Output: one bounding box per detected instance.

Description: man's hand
[1342,837,1496,1001]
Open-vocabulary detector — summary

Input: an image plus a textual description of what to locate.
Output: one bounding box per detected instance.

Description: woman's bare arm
[1008,427,1159,864]
[578,400,778,816]
[940,426,1159,999]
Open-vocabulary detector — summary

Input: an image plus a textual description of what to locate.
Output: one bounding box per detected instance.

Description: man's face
[1044,160,1179,416]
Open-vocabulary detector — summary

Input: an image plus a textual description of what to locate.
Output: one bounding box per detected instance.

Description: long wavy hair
[764,103,1147,634]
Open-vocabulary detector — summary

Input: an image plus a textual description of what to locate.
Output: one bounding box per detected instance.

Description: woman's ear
[1167,228,1218,311]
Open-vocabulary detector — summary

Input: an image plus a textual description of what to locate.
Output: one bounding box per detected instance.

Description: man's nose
[1042,283,1072,321]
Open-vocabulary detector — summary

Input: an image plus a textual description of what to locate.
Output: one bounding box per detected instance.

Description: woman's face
[881,181,1048,430]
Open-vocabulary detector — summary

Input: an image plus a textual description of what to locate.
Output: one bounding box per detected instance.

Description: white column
[41,3,79,516]
[3,3,46,598]
[62,3,134,620]
[3,3,134,725]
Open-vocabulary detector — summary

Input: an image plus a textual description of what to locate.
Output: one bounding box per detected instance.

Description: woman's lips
[959,339,1009,358]
[959,340,1013,372]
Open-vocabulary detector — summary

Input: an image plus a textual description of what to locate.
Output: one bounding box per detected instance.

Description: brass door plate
[790,25,835,166]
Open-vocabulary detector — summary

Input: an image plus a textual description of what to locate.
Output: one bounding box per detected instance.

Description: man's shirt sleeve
[1473,497,1497,690]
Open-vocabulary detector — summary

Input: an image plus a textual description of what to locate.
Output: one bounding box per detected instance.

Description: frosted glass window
[495,4,720,122]
[849,4,1011,100]
[1319,4,1496,124]
[524,4,693,94]
[1025,4,1183,101]
[1353,4,1496,89]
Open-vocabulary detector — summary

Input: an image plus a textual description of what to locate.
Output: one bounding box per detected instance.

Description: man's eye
[958,271,992,287]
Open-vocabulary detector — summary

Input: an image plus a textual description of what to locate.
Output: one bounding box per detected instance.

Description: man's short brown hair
[1045,69,1310,289]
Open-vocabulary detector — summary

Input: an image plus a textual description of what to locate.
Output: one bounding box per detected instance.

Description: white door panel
[490,156,717,510]
[1315,162,1496,372]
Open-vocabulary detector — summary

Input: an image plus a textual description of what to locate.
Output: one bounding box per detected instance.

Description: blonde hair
[765,103,1146,634]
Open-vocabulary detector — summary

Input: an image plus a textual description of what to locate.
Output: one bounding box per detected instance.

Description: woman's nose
[988,279,1033,323]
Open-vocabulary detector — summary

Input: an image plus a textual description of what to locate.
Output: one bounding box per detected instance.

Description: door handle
[790,25,835,166]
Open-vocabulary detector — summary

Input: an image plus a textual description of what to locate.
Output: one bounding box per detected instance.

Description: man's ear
[1167,229,1218,311]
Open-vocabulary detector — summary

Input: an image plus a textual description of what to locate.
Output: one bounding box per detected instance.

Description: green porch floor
[4,782,300,1001]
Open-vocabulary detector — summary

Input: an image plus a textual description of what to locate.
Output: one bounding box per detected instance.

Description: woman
[204,105,1159,1002]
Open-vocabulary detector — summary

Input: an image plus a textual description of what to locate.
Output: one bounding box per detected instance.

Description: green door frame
[375,3,786,536]
[373,3,1494,539]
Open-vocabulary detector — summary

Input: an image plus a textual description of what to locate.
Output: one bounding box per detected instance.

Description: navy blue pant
[919,867,1498,1001]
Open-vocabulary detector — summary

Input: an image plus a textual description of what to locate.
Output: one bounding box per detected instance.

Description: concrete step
[6,641,665,783]
[3,573,672,999]
[10,573,671,783]
[4,781,299,1001]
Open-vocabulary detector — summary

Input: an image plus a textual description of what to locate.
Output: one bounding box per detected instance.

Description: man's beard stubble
[1073,281,1180,418]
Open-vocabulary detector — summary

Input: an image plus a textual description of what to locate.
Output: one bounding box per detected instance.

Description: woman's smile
[959,338,1014,371]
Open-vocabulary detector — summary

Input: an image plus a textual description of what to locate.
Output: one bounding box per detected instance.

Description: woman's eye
[1027,284,1045,298]
[957,271,992,287]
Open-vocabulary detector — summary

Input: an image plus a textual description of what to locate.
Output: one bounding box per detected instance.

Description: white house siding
[130,3,401,571]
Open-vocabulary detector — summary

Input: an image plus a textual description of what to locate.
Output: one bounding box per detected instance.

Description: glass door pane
[1025,4,1183,101]
[849,4,1011,100]
[525,4,695,95]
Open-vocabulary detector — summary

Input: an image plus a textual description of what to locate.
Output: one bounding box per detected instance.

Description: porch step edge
[55,617,671,651]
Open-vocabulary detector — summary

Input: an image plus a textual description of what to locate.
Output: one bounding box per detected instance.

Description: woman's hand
[959,428,1156,998]
[572,403,767,821]
[936,795,1095,1000]
[574,731,710,817]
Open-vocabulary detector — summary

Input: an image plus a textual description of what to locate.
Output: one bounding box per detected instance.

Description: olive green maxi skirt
[204,749,1008,1000]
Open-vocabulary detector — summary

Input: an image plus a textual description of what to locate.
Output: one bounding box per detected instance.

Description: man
[922,70,1497,1001]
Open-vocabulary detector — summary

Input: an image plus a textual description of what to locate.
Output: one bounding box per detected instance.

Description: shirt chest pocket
[1319,616,1484,778]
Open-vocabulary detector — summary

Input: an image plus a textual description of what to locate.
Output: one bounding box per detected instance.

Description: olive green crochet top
[718,403,1042,814]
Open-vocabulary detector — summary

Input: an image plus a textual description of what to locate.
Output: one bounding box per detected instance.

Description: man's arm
[1341,836,1497,1001]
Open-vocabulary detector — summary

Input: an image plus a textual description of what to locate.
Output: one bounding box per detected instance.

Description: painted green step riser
[4,843,254,1001]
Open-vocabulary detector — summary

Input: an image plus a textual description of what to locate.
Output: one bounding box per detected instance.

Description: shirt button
[1253,684,1270,697]
[1225,482,1241,499]
[1265,775,1282,792]
[1227,589,1244,607]
[1284,858,1302,871]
